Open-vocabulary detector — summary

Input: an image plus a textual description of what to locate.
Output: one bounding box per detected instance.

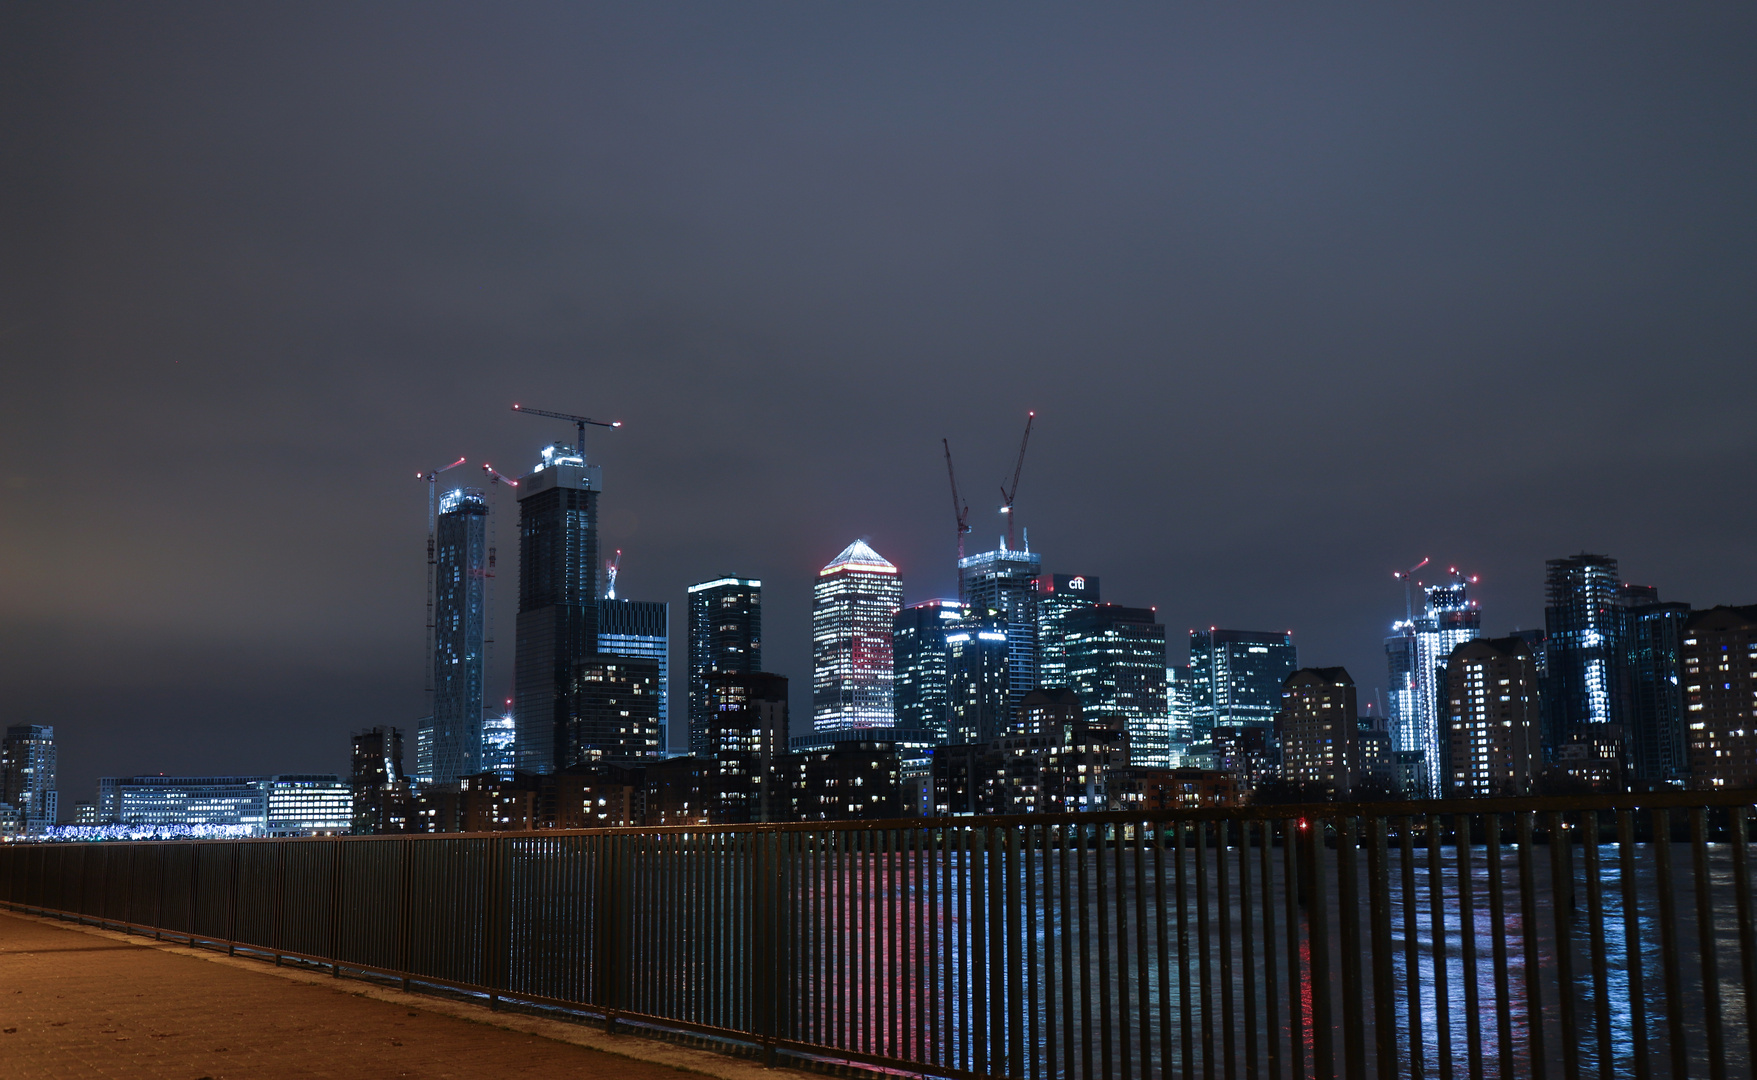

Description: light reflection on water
[513,836,1752,1078]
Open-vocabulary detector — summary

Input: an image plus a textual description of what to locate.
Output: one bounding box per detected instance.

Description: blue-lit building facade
[812,540,903,736]
[958,547,1042,717]
[427,487,488,785]
[514,443,602,774]
[93,775,352,836]
[1543,554,1623,738]
[1385,573,1481,797]
[1623,599,1691,784]
[598,598,670,748]
[481,711,516,779]
[948,615,1011,744]
[1063,604,1170,767]
[1035,573,1099,691]
[893,599,962,743]
[1187,629,1298,739]
[687,577,762,757]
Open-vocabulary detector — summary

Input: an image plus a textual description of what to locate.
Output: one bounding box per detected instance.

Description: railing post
[397,838,414,991]
[226,842,239,955]
[330,839,345,977]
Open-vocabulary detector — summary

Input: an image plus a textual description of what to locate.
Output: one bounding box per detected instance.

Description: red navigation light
[1298,819,1309,831]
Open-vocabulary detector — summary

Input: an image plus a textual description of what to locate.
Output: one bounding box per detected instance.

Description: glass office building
[812,540,903,735]
[1035,573,1099,690]
[598,598,670,748]
[1187,629,1298,739]
[1064,605,1170,767]
[893,599,962,743]
[100,775,350,836]
[687,577,762,757]
[947,615,1011,744]
[959,547,1043,716]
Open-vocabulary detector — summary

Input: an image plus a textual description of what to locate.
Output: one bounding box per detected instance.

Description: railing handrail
[15,786,1756,844]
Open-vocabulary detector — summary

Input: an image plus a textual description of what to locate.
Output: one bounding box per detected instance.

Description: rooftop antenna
[510,403,621,457]
[1393,557,1430,621]
[998,410,1035,552]
[943,438,971,561]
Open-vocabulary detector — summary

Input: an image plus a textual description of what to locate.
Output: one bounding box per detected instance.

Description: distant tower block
[812,540,903,735]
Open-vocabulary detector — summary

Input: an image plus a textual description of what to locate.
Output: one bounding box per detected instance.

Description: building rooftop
[820,538,896,576]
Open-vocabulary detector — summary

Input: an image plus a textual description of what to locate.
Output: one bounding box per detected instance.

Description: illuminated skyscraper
[480,711,516,779]
[1543,554,1622,737]
[947,614,1011,744]
[1187,629,1297,739]
[1035,573,1099,690]
[959,547,1042,714]
[1385,572,1481,797]
[598,598,670,748]
[427,488,488,784]
[812,540,903,735]
[687,578,762,756]
[893,599,962,742]
[1064,604,1169,766]
[514,443,602,774]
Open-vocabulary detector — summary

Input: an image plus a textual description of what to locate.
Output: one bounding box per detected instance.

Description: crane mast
[998,411,1035,551]
[942,439,971,562]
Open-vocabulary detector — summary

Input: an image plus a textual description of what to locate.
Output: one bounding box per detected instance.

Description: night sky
[4,4,1754,811]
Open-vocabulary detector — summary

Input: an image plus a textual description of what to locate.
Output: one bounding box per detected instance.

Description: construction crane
[605,549,623,600]
[416,456,467,699]
[480,463,519,488]
[998,411,1035,551]
[510,403,621,457]
[1392,557,1430,621]
[942,439,971,561]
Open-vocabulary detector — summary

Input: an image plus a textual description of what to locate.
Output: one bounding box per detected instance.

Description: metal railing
[5,790,1756,1079]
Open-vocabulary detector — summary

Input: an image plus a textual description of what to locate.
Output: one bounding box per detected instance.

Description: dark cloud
[3,3,1754,806]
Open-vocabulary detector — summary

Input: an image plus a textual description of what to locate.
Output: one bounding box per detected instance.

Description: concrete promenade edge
[0,910,825,1080]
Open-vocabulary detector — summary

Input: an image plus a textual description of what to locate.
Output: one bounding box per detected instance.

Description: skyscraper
[812,540,903,736]
[959,547,1042,714]
[947,615,1011,744]
[1187,629,1298,739]
[1385,572,1481,797]
[428,487,488,784]
[598,598,670,748]
[1035,573,1099,689]
[1444,637,1542,797]
[893,599,962,742]
[687,577,762,757]
[514,443,602,774]
[1276,668,1359,796]
[0,724,56,832]
[1544,553,1623,737]
[1623,600,1692,784]
[1064,604,1170,767]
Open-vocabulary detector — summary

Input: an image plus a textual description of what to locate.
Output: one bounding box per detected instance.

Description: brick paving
[0,912,781,1080]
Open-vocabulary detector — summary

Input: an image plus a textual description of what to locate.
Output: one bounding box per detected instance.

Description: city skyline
[4,6,1754,806]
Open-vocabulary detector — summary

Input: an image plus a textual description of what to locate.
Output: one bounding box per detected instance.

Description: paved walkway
[0,912,795,1080]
